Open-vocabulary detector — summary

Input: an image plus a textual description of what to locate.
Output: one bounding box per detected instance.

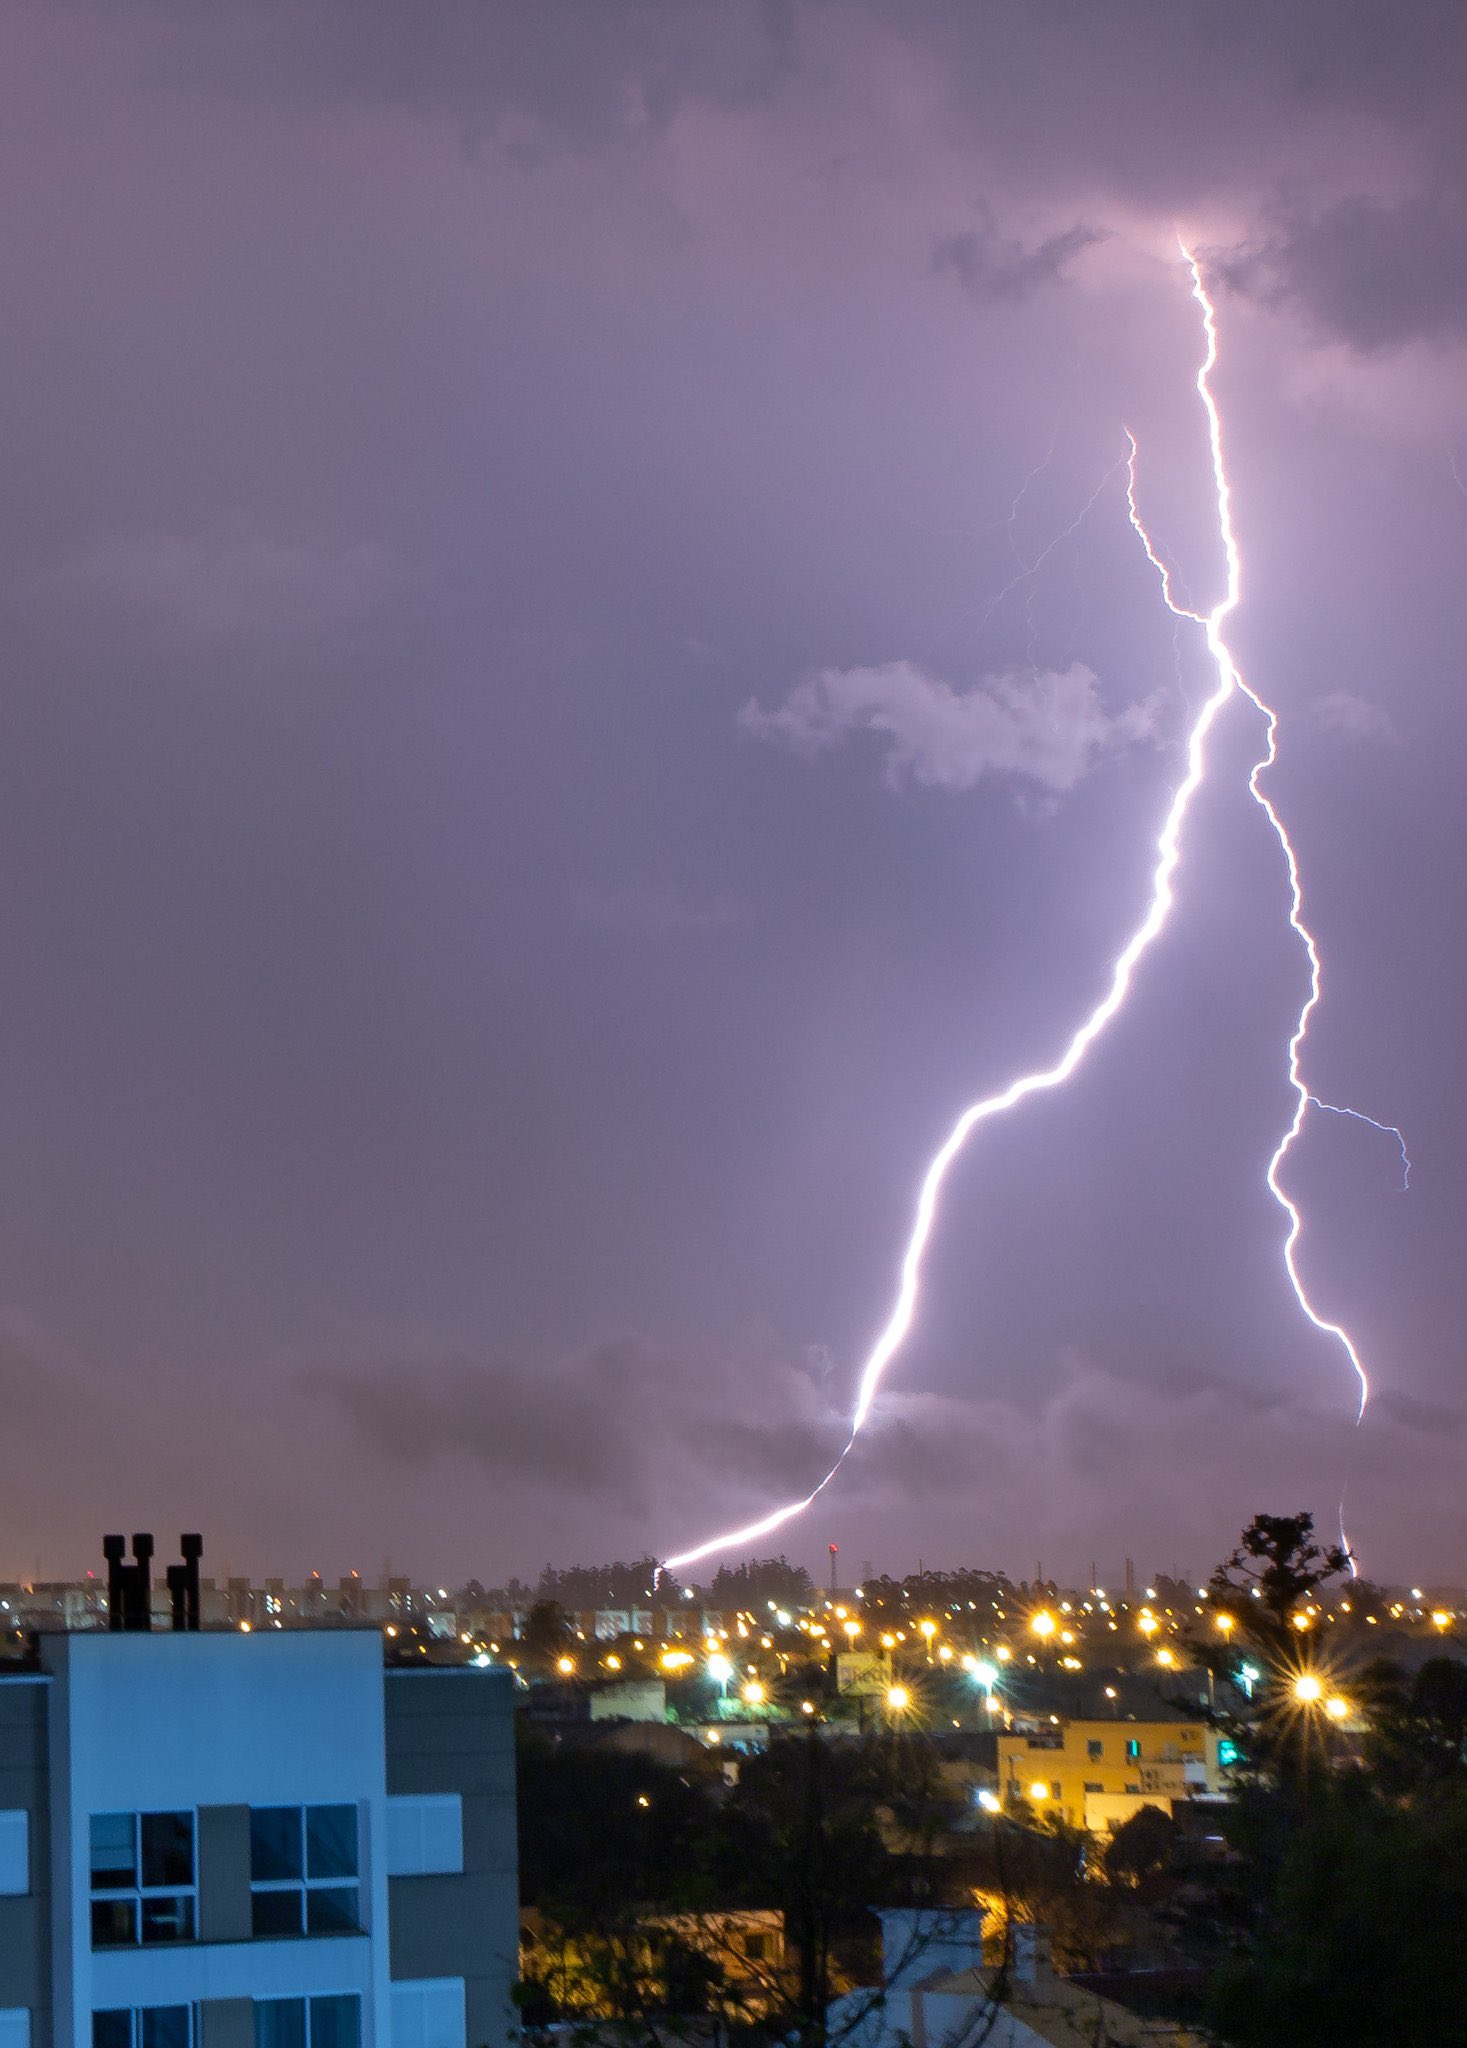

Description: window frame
[252,1996,362,2048]
[92,2007,195,2048]
[88,1811,197,1950]
[248,1804,362,1940]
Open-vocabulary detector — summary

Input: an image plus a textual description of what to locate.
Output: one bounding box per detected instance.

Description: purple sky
[3,2,1466,1586]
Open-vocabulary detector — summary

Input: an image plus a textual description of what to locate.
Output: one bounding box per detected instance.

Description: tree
[1208,1511,1350,1666]
[1360,1654,1467,1794]
[1206,1780,1467,2046]
[521,1598,575,1674]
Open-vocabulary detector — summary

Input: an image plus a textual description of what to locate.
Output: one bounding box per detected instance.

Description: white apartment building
[0,1596,517,2048]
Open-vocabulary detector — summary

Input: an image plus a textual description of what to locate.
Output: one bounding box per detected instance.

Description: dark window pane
[255,2004,306,2048]
[141,1812,194,1888]
[250,1807,302,1882]
[90,1896,138,1947]
[252,1887,305,1938]
[140,1892,195,1944]
[94,2014,133,2048]
[90,1812,137,1889]
[305,1885,359,1935]
[305,1804,357,1880]
[309,1998,360,2048]
[141,2011,191,2048]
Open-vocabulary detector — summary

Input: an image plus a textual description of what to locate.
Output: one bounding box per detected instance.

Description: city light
[1030,1612,1056,1639]
[1325,1695,1350,1722]
[741,1679,766,1705]
[555,1656,575,1676]
[1028,1780,1050,1803]
[1293,1673,1324,1704]
[978,1789,1001,1814]
[886,1684,911,1712]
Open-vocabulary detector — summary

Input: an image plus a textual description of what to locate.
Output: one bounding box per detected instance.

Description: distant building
[0,1536,518,2048]
[997,1717,1225,1831]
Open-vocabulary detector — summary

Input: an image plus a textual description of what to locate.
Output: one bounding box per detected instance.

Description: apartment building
[997,1717,1226,1831]
[0,1540,517,2048]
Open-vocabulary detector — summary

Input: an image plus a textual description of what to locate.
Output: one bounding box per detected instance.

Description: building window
[250,1806,359,1938]
[89,1813,195,1947]
[254,1999,361,2048]
[1086,1740,1103,1761]
[1125,1738,1141,1761]
[93,2011,192,2048]
[1083,1781,1103,1794]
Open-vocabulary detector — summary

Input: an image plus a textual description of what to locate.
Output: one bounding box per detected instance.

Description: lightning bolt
[662,245,1397,1578]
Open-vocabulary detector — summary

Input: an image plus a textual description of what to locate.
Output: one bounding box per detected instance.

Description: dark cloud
[1224,185,1467,349]
[303,1336,846,1525]
[932,212,1104,306]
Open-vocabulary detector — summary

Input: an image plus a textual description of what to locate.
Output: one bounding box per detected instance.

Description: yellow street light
[1293,1673,1324,1704]
[1215,1613,1236,1635]
[556,1656,576,1676]
[1030,1612,1056,1639]
[741,1679,766,1705]
[1325,1695,1350,1722]
[1138,1613,1159,1637]
[886,1684,911,1713]
[1028,1780,1050,1802]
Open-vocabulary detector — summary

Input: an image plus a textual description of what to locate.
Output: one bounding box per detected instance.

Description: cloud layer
[741,662,1159,795]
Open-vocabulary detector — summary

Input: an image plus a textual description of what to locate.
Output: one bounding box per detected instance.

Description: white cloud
[1310,690,1401,745]
[740,660,1158,795]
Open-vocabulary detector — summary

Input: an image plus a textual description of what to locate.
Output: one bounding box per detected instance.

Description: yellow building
[997,1718,1225,1832]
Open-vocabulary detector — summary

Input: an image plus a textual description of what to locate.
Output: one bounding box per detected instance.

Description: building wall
[0,1675,51,2048]
[997,1719,1222,1830]
[385,1669,517,2048]
[41,1630,393,2048]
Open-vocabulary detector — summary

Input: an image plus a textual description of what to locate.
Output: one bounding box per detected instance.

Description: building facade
[0,1630,516,2048]
[997,1717,1225,1831]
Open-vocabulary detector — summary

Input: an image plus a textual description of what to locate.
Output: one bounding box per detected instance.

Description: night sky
[4,3,1466,1586]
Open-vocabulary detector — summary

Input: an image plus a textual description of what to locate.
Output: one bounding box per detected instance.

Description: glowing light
[978,1788,1001,1813]
[555,1655,576,1676]
[1028,1780,1051,1803]
[741,1679,766,1705]
[1030,1612,1057,1639]
[972,1660,999,1689]
[886,1684,911,1712]
[1293,1673,1324,1704]
[1215,1614,1236,1635]
[1324,1695,1350,1722]
[707,1653,734,1685]
[663,244,1394,1579]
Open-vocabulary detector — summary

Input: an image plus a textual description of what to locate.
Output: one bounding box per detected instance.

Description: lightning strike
[662,246,1396,1578]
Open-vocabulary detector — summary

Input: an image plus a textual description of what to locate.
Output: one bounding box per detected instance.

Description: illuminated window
[1125,1738,1141,1762]
[249,1806,359,1938]
[89,1813,195,1948]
